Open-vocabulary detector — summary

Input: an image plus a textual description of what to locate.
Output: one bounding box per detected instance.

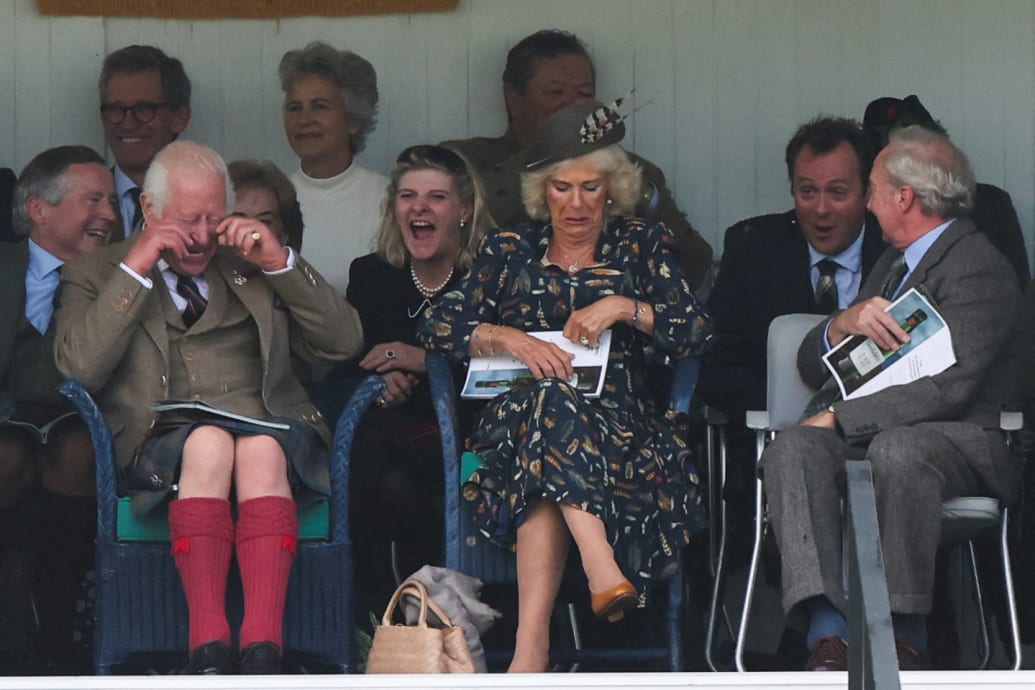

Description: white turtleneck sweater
[291,163,389,294]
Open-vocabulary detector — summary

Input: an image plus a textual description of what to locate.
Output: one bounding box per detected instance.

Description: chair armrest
[59,379,117,542]
[668,357,700,414]
[425,351,463,569]
[745,410,770,431]
[329,374,386,544]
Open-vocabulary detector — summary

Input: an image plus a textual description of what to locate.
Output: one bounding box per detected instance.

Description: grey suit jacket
[798,217,1019,444]
[54,237,363,467]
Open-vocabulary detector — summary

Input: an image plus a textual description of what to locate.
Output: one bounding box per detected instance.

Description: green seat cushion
[116,497,330,542]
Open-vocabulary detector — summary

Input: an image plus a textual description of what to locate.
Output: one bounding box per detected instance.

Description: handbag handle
[380,578,456,629]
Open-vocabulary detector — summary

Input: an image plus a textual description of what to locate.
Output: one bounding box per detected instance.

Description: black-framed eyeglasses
[100,101,172,125]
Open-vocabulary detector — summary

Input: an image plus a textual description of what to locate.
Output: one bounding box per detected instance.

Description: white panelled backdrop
[1,0,1033,262]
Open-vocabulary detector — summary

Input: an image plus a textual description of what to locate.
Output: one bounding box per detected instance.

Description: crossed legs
[509,500,628,673]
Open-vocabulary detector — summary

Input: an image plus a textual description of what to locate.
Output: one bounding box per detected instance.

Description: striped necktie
[814,259,840,313]
[881,254,908,300]
[176,274,208,327]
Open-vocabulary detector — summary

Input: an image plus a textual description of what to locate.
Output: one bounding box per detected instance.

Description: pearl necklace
[410,263,454,298]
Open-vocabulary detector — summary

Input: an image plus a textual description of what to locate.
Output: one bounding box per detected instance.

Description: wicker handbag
[366,578,475,674]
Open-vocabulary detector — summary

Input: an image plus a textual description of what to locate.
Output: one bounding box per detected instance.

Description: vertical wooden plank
[630,1,674,186]
[379,14,430,159]
[836,0,880,119]
[673,0,718,248]
[13,1,51,168]
[425,6,469,145]
[258,18,304,175]
[49,17,106,154]
[752,0,796,215]
[218,20,265,164]
[712,1,759,239]
[0,1,17,167]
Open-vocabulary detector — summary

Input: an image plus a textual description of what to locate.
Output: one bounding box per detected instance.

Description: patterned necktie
[881,253,908,300]
[128,187,143,234]
[814,259,840,313]
[176,274,208,327]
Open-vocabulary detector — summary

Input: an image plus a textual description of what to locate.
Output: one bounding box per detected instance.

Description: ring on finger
[250,231,262,241]
[385,349,397,360]
[579,336,590,346]
[375,396,386,408]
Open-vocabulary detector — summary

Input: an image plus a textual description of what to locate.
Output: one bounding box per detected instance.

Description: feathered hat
[524,97,628,171]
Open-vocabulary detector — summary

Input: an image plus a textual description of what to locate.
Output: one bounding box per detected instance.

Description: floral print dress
[419,217,715,597]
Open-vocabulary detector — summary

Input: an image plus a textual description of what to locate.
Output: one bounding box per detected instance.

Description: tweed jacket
[699,210,885,418]
[442,128,714,290]
[54,236,363,467]
[799,217,1019,462]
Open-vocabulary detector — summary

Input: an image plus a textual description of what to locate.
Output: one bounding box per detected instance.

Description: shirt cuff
[119,262,153,289]
[262,246,296,275]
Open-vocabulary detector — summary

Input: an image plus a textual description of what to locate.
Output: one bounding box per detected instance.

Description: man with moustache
[55,141,362,674]
[0,146,116,673]
[442,29,714,289]
[99,45,192,239]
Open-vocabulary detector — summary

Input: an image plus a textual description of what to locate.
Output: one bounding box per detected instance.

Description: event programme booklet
[151,400,291,430]
[822,287,956,400]
[461,330,612,399]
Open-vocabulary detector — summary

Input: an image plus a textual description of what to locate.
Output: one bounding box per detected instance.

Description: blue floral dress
[419,217,715,596]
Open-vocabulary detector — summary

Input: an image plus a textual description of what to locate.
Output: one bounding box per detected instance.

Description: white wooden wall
[1,0,1033,262]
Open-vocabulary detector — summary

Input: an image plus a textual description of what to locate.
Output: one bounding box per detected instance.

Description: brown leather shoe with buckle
[805,635,848,671]
[895,638,931,671]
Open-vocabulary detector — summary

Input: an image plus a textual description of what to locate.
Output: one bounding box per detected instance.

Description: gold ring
[250,231,262,241]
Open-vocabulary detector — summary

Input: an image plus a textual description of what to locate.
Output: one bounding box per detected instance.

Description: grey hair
[279,41,379,154]
[521,145,641,222]
[143,141,231,218]
[12,145,107,236]
[882,125,975,218]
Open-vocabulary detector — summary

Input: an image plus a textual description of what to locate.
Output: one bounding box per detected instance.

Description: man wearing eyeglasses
[98,45,192,240]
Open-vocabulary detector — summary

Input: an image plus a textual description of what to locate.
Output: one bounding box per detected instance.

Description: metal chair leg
[965,541,991,669]
[734,474,765,672]
[1000,507,1022,670]
[705,423,730,671]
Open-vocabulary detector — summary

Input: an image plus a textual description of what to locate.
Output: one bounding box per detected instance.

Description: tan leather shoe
[804,636,848,671]
[590,579,638,622]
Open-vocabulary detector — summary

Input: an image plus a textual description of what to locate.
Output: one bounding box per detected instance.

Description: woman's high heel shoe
[590,579,638,622]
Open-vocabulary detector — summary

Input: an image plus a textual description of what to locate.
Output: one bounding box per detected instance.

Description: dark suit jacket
[973,182,1029,288]
[799,217,1020,501]
[698,210,885,418]
[0,168,16,243]
[54,237,364,467]
[442,128,714,290]
[0,241,30,383]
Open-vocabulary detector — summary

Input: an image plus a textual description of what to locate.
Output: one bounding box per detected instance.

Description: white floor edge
[3,671,1035,690]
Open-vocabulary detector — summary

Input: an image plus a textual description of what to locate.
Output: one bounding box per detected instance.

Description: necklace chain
[410,263,454,298]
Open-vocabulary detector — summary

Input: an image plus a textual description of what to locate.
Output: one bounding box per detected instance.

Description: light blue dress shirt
[114,164,140,238]
[807,224,867,309]
[24,239,64,334]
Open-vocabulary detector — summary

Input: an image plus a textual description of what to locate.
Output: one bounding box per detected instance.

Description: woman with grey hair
[420,102,714,672]
[279,41,387,294]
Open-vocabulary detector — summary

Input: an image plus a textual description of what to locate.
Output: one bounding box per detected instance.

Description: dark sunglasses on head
[396,145,468,176]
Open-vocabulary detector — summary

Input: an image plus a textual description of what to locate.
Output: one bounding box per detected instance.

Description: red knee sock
[236,496,298,650]
[167,497,234,651]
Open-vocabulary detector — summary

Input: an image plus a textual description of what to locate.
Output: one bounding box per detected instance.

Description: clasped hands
[800,296,911,430]
[361,341,426,409]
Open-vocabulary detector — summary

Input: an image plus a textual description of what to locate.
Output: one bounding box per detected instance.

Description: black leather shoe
[185,640,237,674]
[239,641,282,674]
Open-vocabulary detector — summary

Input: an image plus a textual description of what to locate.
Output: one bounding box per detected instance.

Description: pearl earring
[459,219,467,228]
